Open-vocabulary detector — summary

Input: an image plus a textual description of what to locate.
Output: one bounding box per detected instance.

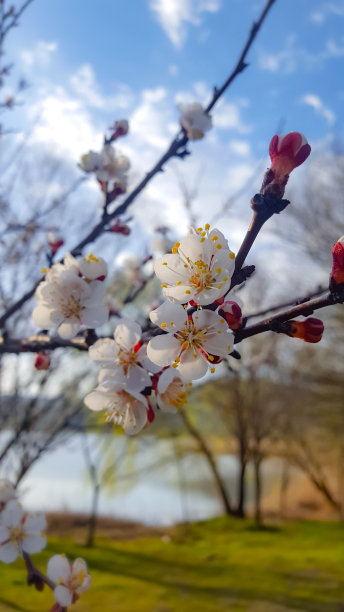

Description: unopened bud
[34,352,51,370]
[262,132,311,200]
[330,235,344,288]
[79,253,107,281]
[108,119,129,141]
[109,218,131,235]
[269,132,311,178]
[218,300,242,330]
[285,317,324,343]
[47,232,64,254]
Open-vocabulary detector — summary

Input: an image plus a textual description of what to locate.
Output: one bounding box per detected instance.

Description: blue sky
[2,0,344,291]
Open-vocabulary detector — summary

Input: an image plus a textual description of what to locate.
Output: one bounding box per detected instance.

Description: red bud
[286,317,324,343]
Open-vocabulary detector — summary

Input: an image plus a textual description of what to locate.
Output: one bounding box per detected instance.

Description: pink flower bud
[330,235,344,287]
[285,317,324,343]
[34,352,51,370]
[218,301,242,330]
[47,233,64,254]
[108,119,129,141]
[109,218,131,235]
[269,132,311,178]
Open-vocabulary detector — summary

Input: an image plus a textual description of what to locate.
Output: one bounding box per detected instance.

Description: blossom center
[60,296,82,319]
[176,322,205,351]
[161,379,187,409]
[9,525,25,547]
[118,348,138,374]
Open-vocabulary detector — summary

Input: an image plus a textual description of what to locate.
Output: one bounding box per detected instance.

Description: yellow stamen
[161,323,167,328]
[229,252,235,259]
[212,236,218,241]
[88,253,99,262]
[205,223,210,230]
[216,244,222,249]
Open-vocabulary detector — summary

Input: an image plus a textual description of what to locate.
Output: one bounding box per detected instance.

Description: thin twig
[234,291,343,343]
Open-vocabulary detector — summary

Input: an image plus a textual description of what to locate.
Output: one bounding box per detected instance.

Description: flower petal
[89,338,118,363]
[47,554,71,583]
[147,335,180,367]
[115,319,141,350]
[0,542,18,564]
[82,305,109,327]
[178,349,208,381]
[150,301,187,332]
[54,585,73,607]
[57,318,80,339]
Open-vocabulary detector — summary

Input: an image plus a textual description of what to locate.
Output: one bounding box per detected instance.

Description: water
[1,433,284,526]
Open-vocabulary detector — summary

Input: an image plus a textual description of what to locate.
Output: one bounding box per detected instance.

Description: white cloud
[310,1,344,24]
[26,87,101,159]
[300,94,336,126]
[149,0,221,48]
[259,34,344,74]
[228,140,251,157]
[20,40,58,68]
[69,64,133,110]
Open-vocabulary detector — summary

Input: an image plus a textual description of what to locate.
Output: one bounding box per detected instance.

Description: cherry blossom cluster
[33,253,109,339]
[146,225,241,380]
[79,120,130,196]
[84,319,191,435]
[0,479,91,610]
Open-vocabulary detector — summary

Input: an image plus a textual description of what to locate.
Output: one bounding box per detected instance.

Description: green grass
[1,517,344,611]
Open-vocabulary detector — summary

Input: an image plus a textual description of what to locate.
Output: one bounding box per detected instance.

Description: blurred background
[1,1,344,610]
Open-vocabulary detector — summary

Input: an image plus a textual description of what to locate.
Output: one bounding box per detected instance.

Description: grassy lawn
[1,517,344,612]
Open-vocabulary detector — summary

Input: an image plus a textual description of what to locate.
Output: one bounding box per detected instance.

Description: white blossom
[156,368,188,413]
[84,371,148,435]
[78,253,107,281]
[79,144,130,190]
[147,301,233,381]
[178,102,212,140]
[89,318,160,390]
[47,554,91,607]
[0,500,46,564]
[32,254,108,339]
[155,225,235,306]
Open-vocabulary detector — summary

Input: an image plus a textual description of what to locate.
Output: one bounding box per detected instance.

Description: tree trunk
[86,481,100,548]
[236,456,247,518]
[180,409,235,517]
[253,456,263,523]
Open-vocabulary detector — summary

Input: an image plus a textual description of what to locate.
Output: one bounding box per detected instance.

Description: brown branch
[206,0,277,113]
[23,551,55,591]
[234,291,342,343]
[0,0,277,328]
[245,286,328,321]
